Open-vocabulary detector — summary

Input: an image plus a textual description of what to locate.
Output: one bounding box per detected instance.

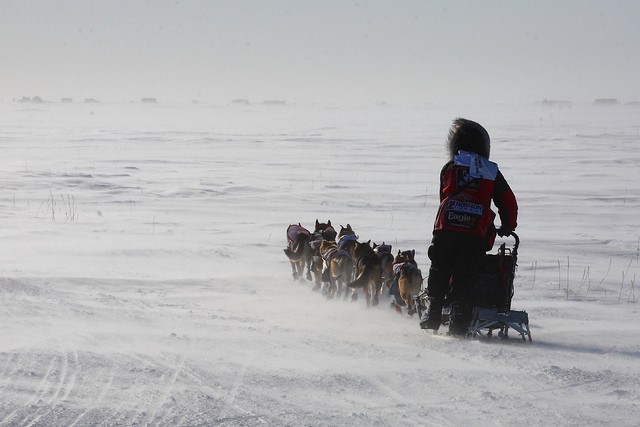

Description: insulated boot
[418,294,443,330]
[448,303,471,336]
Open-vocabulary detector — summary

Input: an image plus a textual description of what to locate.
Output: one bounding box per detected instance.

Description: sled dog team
[285,220,423,313]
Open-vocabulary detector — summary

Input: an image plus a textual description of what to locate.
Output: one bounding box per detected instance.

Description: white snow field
[1,101,639,426]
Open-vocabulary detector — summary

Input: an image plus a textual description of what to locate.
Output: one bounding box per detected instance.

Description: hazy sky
[1,0,638,104]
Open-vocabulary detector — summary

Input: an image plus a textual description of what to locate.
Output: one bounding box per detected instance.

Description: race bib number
[443,200,483,229]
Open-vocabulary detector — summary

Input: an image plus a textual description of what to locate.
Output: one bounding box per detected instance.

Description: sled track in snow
[0,349,78,427]
[67,364,116,427]
[23,349,79,427]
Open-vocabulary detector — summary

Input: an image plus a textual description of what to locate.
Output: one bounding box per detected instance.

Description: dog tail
[347,269,369,288]
[283,248,294,259]
[348,263,376,288]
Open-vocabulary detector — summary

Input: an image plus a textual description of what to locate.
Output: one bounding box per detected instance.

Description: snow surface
[1,102,639,426]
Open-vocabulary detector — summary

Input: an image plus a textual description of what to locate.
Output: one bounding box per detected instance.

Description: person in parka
[419,118,518,335]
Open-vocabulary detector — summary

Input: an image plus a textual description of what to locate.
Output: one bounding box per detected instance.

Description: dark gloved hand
[497,228,512,237]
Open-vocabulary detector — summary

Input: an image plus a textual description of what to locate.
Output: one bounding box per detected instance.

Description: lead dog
[284,223,312,281]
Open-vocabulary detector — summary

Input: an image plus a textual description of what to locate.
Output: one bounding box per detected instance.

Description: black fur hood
[447,118,491,160]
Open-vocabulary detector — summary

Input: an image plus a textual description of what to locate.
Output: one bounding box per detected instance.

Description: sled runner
[469,307,531,342]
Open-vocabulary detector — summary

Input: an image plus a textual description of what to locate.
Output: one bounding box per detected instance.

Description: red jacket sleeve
[493,171,518,231]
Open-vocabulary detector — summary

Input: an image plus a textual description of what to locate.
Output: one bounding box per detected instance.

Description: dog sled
[468,232,531,342]
[418,232,532,342]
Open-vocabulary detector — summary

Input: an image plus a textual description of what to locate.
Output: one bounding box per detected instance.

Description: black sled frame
[467,232,532,342]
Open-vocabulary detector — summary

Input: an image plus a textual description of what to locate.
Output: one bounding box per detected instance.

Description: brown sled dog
[393,250,423,315]
[314,219,337,241]
[347,240,383,307]
[373,242,394,290]
[307,219,337,290]
[284,223,312,281]
[319,240,353,299]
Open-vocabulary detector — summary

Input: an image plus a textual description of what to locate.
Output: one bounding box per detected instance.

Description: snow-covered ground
[1,101,639,426]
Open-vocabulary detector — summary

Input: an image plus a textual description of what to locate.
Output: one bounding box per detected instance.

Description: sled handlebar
[511,231,519,249]
[502,231,519,253]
